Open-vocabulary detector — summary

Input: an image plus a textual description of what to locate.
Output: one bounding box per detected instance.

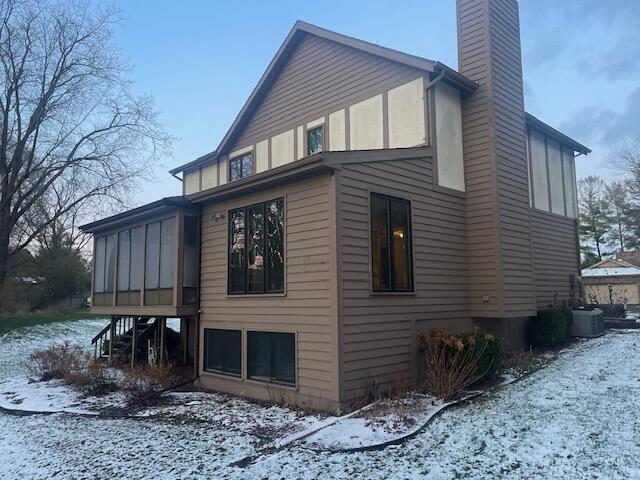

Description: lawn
[0,319,639,479]
[0,311,107,335]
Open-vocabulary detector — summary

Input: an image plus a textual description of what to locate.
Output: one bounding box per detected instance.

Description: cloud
[560,86,640,145]
[520,0,640,80]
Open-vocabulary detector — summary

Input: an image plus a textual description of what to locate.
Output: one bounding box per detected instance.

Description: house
[80,0,590,413]
[582,258,640,306]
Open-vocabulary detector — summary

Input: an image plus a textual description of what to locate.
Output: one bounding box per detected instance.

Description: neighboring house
[80,0,590,413]
[582,258,640,306]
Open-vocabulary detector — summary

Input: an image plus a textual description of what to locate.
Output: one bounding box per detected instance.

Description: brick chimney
[456,0,535,325]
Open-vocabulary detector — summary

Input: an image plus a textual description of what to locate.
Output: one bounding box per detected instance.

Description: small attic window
[229,152,253,182]
[307,126,324,155]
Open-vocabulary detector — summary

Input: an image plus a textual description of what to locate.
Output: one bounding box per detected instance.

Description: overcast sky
[109,0,639,205]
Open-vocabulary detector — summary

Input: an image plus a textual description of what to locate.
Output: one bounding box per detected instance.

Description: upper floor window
[229,153,253,182]
[307,126,324,155]
[229,198,284,295]
[370,193,413,292]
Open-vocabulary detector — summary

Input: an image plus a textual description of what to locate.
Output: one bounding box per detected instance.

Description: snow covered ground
[1,320,639,479]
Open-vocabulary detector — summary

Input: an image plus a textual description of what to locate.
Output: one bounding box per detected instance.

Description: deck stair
[92,316,158,363]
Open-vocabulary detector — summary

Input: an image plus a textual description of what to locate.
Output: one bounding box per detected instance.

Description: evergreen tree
[605,182,629,253]
[578,176,612,262]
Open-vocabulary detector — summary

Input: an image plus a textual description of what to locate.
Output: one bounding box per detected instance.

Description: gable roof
[169,21,476,176]
[582,258,640,277]
[170,21,590,176]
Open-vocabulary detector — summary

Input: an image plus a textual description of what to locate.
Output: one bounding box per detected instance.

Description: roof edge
[79,197,193,233]
[525,112,591,155]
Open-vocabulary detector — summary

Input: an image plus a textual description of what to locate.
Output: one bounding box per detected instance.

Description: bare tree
[613,137,640,196]
[0,0,171,291]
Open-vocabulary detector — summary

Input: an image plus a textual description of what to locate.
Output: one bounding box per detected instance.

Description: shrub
[121,365,179,407]
[27,342,118,395]
[420,328,499,401]
[27,342,87,381]
[473,329,501,378]
[527,308,572,348]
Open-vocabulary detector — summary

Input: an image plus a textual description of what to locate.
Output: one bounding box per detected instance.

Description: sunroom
[80,197,200,367]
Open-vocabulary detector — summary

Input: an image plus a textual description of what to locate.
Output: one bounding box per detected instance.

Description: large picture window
[204,329,241,376]
[247,331,295,385]
[228,198,284,295]
[229,153,253,182]
[370,193,413,292]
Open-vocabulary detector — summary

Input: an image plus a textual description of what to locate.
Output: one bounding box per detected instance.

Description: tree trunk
[0,227,10,294]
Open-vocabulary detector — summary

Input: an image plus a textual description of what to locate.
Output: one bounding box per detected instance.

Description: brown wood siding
[530,209,580,308]
[490,0,535,316]
[457,0,501,316]
[198,173,339,409]
[457,0,535,317]
[229,33,424,152]
[337,155,471,401]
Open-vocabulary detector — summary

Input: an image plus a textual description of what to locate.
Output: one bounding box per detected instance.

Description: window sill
[370,291,416,297]
[202,370,242,381]
[226,292,286,298]
[245,377,297,391]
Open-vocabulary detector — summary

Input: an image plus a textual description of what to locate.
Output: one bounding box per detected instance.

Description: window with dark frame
[204,329,241,377]
[228,198,284,295]
[307,125,324,155]
[229,152,253,182]
[370,193,413,292]
[247,331,295,385]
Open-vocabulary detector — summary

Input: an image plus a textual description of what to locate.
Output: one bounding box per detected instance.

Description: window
[204,329,241,376]
[144,217,176,304]
[307,126,324,155]
[183,216,199,305]
[370,193,413,292]
[247,331,295,385]
[229,153,253,182]
[117,226,144,293]
[228,198,284,294]
[94,234,116,293]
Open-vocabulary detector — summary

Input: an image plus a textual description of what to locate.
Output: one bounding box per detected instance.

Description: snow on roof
[582,266,640,277]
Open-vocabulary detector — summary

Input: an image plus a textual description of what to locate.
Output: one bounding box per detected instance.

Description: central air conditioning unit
[571,308,605,337]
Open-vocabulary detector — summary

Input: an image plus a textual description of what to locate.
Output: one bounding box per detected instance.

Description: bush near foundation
[419,327,500,400]
[121,365,180,407]
[27,342,118,395]
[527,308,572,348]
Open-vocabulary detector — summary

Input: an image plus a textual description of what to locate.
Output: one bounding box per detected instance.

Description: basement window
[307,125,324,155]
[247,331,295,385]
[229,152,253,182]
[228,198,284,295]
[204,329,241,377]
[370,193,413,292]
